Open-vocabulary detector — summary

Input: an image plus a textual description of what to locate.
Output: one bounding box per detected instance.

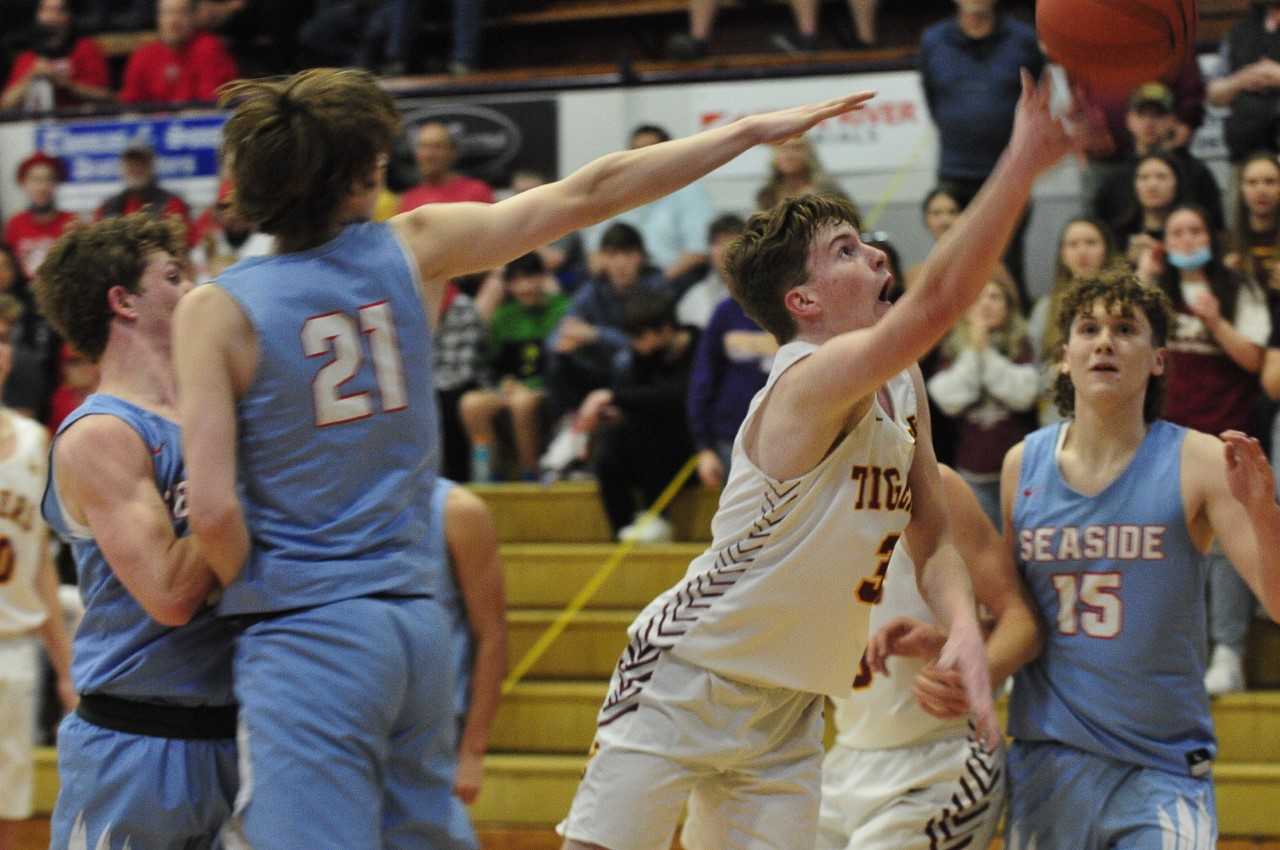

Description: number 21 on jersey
[302,301,408,427]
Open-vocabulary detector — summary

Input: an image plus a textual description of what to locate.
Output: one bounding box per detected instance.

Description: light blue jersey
[43,394,238,850]
[428,478,474,721]
[213,222,439,615]
[43,394,234,705]
[1009,420,1214,776]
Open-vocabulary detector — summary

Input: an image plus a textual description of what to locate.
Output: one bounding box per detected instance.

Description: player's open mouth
[1089,363,1119,373]
[878,277,894,302]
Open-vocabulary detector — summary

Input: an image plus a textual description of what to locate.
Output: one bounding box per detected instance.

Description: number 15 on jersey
[302,301,409,427]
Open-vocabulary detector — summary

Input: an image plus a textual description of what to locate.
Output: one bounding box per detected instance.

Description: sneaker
[667,33,709,61]
[1204,645,1245,696]
[770,30,818,55]
[618,515,674,544]
[540,425,588,475]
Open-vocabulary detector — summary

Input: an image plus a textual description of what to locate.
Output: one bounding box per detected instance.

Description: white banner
[689,71,937,178]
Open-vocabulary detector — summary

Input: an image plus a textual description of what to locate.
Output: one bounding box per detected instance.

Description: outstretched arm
[391,91,876,287]
[750,71,1082,479]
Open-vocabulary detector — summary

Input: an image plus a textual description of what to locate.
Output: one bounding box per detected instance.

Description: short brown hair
[1052,267,1174,423]
[218,68,401,250]
[33,213,185,361]
[722,194,861,343]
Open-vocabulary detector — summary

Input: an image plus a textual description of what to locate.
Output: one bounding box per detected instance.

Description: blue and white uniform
[1006,420,1216,850]
[44,395,238,850]
[214,222,470,850]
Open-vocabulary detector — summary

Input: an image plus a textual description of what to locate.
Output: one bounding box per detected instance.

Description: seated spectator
[189,179,273,282]
[460,252,569,482]
[926,276,1037,528]
[754,135,850,212]
[1,0,112,112]
[686,292,776,490]
[1029,216,1121,364]
[1226,151,1280,290]
[46,343,98,434]
[359,0,483,75]
[585,125,715,281]
[435,280,488,482]
[400,121,494,212]
[95,141,192,241]
[1108,151,1184,267]
[4,152,77,280]
[675,213,743,329]
[1080,57,1206,204]
[1092,82,1224,236]
[667,0,877,59]
[0,244,59,421]
[579,293,698,543]
[119,0,238,105]
[1137,203,1270,695]
[545,223,666,421]
[905,185,1015,295]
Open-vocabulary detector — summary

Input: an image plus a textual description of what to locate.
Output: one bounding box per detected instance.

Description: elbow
[188,494,240,543]
[145,596,201,627]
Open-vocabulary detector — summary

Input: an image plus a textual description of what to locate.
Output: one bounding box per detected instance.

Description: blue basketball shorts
[222,596,476,850]
[1006,740,1216,850]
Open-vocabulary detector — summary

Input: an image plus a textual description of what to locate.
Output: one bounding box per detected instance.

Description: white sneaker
[1204,645,1245,696]
[618,515,674,544]
[540,426,588,475]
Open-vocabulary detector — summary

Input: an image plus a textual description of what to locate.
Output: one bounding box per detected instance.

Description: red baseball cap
[15,151,67,184]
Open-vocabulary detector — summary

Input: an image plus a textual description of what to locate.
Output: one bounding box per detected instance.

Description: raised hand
[1008,69,1097,175]
[1222,430,1276,515]
[745,91,876,146]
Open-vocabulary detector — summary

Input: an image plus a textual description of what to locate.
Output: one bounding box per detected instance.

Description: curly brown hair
[1051,267,1174,423]
[722,193,862,343]
[218,68,401,251]
[33,213,185,362]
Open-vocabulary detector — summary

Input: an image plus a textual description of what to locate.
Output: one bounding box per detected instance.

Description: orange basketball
[1037,0,1197,95]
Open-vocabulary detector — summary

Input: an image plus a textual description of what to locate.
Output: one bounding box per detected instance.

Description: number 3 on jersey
[302,301,408,427]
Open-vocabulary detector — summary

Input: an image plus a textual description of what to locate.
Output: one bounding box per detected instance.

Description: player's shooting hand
[866,616,947,674]
[454,750,484,804]
[1222,430,1276,515]
[1009,69,1089,173]
[745,91,876,146]
[912,664,969,719]
[936,618,1001,750]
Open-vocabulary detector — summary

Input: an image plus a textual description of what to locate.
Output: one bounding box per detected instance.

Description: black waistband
[77,693,237,740]
[225,592,433,630]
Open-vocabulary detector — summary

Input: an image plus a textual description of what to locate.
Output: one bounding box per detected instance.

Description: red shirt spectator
[3,152,77,278]
[119,32,237,104]
[94,142,194,244]
[0,0,112,111]
[399,121,494,212]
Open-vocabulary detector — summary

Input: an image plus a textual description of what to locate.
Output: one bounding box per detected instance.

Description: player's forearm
[34,559,73,680]
[557,120,757,228]
[188,500,250,588]
[985,604,1042,686]
[911,153,1038,330]
[458,627,507,757]
[917,543,981,633]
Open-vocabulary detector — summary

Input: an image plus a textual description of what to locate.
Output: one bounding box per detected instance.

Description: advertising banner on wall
[690,71,937,178]
[34,113,226,216]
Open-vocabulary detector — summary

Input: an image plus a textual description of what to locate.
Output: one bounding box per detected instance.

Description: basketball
[1037,0,1198,94]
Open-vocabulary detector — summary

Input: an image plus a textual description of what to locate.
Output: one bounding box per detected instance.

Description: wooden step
[495,681,1280,763]
[507,609,633,678]
[472,482,718,543]
[502,544,698,609]
[471,752,1280,834]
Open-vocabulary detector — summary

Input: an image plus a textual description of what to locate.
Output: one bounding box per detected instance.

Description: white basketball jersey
[832,542,968,750]
[0,414,50,637]
[607,341,917,712]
